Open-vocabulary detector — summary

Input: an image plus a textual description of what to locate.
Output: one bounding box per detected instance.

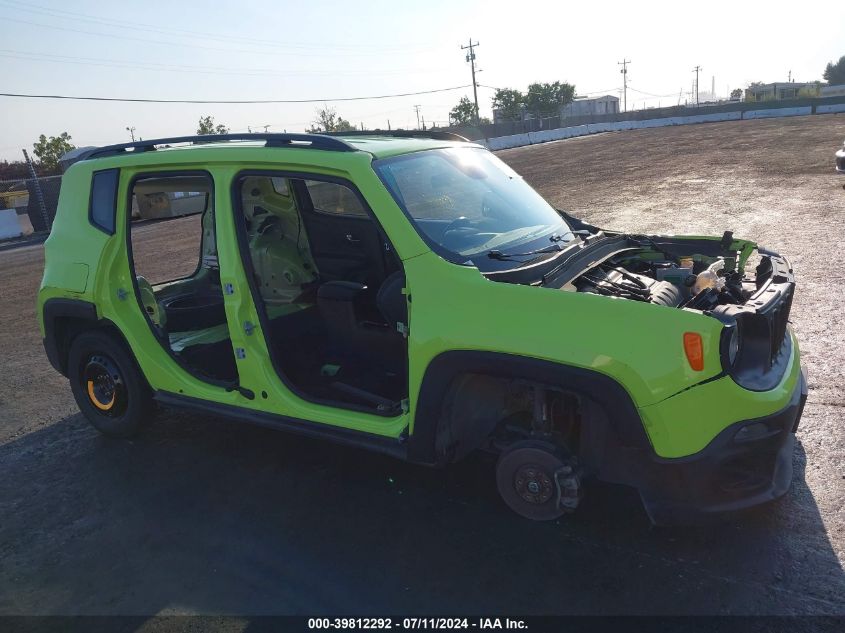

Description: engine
[574,256,750,309]
[576,266,684,307]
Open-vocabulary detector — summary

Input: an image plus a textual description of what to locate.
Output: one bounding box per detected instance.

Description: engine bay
[513,230,782,312]
[570,253,755,310]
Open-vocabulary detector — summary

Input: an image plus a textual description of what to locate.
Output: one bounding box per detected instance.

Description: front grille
[767,284,793,365]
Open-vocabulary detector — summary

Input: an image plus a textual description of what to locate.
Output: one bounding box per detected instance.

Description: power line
[575,86,625,97]
[627,86,678,98]
[0,0,428,55]
[0,15,424,59]
[0,84,473,105]
[0,49,450,79]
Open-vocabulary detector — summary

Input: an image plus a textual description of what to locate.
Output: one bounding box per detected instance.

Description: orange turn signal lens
[683,332,704,371]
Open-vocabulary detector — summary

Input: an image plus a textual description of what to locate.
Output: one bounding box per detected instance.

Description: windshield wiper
[487,244,562,261]
[549,231,576,242]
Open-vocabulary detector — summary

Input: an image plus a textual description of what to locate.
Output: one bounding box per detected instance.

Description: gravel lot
[1,115,843,618]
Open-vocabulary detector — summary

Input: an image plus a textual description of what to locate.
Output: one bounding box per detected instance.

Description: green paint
[38,138,802,460]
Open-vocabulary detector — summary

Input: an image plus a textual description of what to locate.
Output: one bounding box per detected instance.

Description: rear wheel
[68,330,153,438]
[496,440,580,521]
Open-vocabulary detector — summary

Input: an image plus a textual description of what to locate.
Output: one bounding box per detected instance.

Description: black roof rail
[324,129,470,142]
[78,133,357,161]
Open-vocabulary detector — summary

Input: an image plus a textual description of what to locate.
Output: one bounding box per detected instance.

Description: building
[821,84,845,97]
[492,94,620,124]
[561,95,620,118]
[745,82,820,102]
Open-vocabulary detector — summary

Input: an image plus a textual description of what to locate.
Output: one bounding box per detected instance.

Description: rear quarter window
[89,169,120,234]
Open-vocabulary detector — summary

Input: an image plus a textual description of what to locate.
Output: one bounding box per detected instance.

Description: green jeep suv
[38,132,807,524]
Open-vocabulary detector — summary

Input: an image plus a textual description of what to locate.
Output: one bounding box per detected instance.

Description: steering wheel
[443,216,474,233]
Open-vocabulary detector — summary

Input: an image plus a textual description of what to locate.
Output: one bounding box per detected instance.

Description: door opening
[234,173,408,413]
[128,172,237,384]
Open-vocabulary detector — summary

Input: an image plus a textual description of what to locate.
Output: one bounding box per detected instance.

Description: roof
[746,82,818,91]
[71,131,477,167]
[572,94,619,102]
[336,134,473,159]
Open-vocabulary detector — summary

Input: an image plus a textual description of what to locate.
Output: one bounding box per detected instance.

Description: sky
[0,0,843,162]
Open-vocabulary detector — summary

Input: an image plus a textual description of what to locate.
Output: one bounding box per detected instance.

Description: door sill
[154,390,409,461]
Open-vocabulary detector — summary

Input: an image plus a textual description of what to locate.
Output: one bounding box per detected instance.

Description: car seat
[317,271,407,365]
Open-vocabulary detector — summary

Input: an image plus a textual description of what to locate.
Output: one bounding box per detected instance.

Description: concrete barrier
[0,209,23,240]
[486,104,837,151]
[742,106,812,119]
[817,103,845,114]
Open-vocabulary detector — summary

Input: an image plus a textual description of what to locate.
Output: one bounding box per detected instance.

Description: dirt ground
[0,115,843,618]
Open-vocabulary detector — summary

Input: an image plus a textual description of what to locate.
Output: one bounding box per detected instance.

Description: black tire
[496,440,568,521]
[68,330,153,438]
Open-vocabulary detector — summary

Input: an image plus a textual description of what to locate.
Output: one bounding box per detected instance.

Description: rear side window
[305,180,367,217]
[89,169,119,234]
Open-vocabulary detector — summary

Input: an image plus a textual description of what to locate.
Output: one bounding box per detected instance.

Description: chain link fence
[0,175,62,238]
[441,94,845,141]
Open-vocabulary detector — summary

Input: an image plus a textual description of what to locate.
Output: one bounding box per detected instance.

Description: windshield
[374,147,573,269]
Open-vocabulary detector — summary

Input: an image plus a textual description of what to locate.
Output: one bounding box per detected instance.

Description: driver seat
[317,271,407,365]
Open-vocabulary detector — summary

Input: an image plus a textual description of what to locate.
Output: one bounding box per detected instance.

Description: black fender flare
[42,298,99,375]
[408,351,651,466]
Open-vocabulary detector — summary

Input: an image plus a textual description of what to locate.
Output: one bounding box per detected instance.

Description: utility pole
[413,104,422,130]
[125,126,136,142]
[693,65,702,107]
[618,59,630,112]
[461,39,480,124]
[22,149,49,231]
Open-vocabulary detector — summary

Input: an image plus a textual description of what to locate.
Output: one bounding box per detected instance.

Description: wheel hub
[514,464,554,505]
[83,355,126,416]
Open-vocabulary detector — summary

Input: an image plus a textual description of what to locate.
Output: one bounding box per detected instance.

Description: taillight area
[683,332,705,371]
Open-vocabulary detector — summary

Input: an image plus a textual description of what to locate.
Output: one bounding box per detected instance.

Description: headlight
[720,322,742,369]
[727,326,740,365]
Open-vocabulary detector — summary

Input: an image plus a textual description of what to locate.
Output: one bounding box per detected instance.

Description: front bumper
[636,365,807,525]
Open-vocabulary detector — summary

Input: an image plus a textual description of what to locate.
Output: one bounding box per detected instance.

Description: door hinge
[224,283,235,295]
[117,288,128,301]
[243,321,256,336]
[235,347,246,359]
[396,322,409,338]
[225,381,255,400]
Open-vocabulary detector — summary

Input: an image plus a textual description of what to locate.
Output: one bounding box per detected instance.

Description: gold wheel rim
[87,379,116,411]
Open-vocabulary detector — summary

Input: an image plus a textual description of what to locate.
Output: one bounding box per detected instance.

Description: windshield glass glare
[374,148,572,265]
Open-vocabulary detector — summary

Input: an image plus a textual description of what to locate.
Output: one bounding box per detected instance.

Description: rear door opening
[127,171,238,384]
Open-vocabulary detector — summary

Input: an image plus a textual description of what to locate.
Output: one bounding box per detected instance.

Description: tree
[730,88,743,100]
[823,56,845,85]
[449,96,477,125]
[525,82,576,118]
[0,160,30,180]
[32,132,75,171]
[307,106,356,133]
[196,115,229,135]
[491,88,525,121]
